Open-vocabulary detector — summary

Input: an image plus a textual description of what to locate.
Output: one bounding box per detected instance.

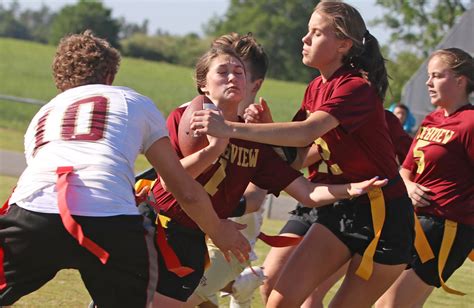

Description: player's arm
[178,135,228,178]
[191,110,339,147]
[283,176,388,208]
[290,144,321,170]
[242,183,267,215]
[145,137,250,262]
[400,167,432,207]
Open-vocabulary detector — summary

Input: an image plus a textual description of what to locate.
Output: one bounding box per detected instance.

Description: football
[178,95,218,157]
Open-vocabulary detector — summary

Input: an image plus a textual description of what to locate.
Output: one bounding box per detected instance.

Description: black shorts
[279,203,319,236]
[156,220,207,302]
[0,204,158,307]
[315,195,415,265]
[409,215,474,287]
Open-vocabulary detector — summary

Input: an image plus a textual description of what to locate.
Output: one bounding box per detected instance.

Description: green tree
[372,0,469,57]
[19,5,55,43]
[121,32,211,67]
[118,17,148,40]
[384,49,424,104]
[49,0,120,47]
[0,1,31,40]
[205,0,319,82]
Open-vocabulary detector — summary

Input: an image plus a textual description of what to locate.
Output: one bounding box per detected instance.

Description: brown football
[178,95,217,157]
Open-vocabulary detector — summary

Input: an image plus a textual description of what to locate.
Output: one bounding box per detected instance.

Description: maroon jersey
[385,110,413,163]
[402,104,474,225]
[152,103,301,229]
[298,65,406,201]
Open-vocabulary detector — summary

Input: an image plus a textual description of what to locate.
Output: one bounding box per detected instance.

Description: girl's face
[426,56,465,108]
[200,54,246,105]
[393,107,407,124]
[301,12,347,70]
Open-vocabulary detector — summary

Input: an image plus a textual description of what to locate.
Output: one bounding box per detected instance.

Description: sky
[10,0,388,44]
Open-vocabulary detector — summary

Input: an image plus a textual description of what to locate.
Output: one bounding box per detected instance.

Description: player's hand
[135,184,150,205]
[405,181,432,207]
[243,97,273,124]
[191,109,231,138]
[347,176,389,198]
[207,219,250,263]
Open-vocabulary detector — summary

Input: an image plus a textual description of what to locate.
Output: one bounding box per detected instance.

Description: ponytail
[346,31,388,100]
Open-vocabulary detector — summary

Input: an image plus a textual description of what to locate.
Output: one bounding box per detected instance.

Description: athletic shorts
[156,220,207,302]
[0,204,158,307]
[315,194,415,265]
[279,203,319,236]
[409,215,474,287]
[193,241,247,303]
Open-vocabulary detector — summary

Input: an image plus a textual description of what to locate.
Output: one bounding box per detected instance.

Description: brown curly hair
[52,30,121,92]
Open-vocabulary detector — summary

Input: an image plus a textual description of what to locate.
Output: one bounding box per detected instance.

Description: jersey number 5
[413,139,429,174]
[33,96,109,156]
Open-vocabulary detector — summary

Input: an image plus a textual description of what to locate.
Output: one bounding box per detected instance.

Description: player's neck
[443,99,470,116]
[218,104,239,122]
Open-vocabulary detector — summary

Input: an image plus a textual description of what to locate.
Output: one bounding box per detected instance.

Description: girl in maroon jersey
[150,45,387,308]
[191,2,415,307]
[376,48,474,307]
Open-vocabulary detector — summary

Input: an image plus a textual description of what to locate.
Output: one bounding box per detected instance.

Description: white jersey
[10,84,168,216]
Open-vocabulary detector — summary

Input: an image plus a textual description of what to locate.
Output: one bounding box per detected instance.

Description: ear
[251,79,264,95]
[199,84,209,95]
[456,75,467,88]
[338,38,353,55]
[105,73,115,85]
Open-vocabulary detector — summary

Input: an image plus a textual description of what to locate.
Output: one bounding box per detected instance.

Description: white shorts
[194,242,247,304]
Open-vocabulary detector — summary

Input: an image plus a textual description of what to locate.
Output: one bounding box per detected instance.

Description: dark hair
[195,46,245,94]
[212,32,268,81]
[314,1,388,100]
[394,103,409,112]
[429,48,474,96]
[52,30,120,92]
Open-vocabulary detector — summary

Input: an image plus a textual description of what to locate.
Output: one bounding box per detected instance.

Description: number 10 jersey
[10,84,168,217]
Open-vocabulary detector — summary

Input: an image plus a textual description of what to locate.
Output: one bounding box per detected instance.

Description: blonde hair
[429,48,474,95]
[315,1,388,99]
[52,30,120,91]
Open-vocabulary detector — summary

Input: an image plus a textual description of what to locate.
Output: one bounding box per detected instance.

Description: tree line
[0,0,469,103]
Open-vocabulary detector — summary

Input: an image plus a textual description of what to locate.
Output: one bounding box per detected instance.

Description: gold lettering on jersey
[314,137,343,175]
[237,147,244,166]
[223,144,259,168]
[204,157,227,196]
[230,145,239,164]
[417,126,454,144]
[248,148,259,167]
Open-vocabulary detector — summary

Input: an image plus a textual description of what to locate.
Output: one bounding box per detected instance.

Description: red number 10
[33,96,109,155]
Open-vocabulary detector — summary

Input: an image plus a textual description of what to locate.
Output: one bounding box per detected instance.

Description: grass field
[0,178,472,307]
[0,38,472,307]
[0,38,306,134]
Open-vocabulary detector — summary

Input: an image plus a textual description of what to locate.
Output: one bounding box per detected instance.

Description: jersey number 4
[33,96,108,156]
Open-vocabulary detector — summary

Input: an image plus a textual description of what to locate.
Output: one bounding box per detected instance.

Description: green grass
[0,38,305,135]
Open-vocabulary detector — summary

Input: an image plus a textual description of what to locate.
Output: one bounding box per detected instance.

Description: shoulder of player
[334,72,371,90]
